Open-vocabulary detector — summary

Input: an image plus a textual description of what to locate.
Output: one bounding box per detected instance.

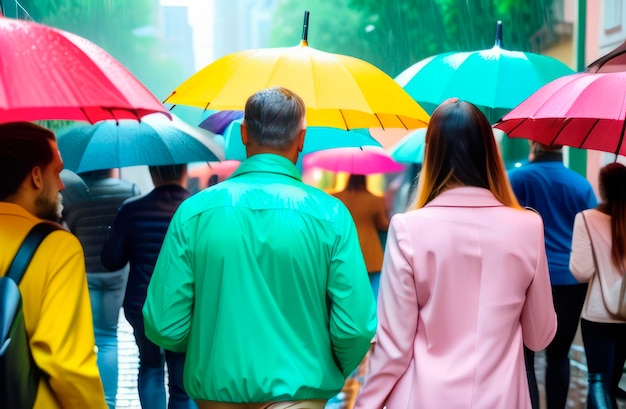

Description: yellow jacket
[0,203,106,408]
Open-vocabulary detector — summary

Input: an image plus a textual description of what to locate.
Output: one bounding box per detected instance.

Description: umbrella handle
[494,20,503,48]
[302,10,310,42]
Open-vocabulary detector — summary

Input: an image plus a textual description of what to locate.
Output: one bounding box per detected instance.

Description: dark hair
[243,87,306,151]
[598,163,626,269]
[346,174,367,191]
[0,122,56,200]
[414,99,519,209]
[149,164,187,185]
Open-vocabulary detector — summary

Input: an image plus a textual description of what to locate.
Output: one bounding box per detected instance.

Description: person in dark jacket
[61,168,141,409]
[101,164,195,409]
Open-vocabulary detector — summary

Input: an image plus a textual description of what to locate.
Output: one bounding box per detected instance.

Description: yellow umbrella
[165,15,429,130]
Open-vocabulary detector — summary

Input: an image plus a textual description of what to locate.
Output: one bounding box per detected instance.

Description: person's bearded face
[35,186,63,222]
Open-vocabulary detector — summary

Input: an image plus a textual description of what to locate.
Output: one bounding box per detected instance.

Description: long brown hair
[598,163,626,269]
[413,99,520,209]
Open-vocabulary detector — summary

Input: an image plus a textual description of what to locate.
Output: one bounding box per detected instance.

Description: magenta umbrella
[303,146,405,175]
[0,16,168,123]
[495,72,626,156]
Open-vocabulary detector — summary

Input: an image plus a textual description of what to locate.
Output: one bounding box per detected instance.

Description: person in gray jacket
[61,168,140,409]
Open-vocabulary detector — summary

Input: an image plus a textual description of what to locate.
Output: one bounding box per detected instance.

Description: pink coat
[355,187,556,409]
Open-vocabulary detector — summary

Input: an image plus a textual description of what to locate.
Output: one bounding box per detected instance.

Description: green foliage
[20,0,185,101]
[269,0,371,58]
[270,0,560,77]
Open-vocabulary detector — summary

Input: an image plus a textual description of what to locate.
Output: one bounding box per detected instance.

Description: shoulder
[38,227,85,263]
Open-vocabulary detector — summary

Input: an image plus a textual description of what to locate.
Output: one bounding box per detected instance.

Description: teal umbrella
[395,21,575,123]
[222,119,382,169]
[388,128,426,164]
[387,127,507,165]
[58,113,224,173]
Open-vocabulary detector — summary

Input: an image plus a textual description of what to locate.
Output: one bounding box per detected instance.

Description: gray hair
[243,87,306,150]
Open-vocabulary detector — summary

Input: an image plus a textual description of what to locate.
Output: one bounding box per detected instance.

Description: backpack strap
[5,223,61,285]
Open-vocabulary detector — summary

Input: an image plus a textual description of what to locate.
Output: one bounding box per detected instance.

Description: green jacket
[143,153,377,403]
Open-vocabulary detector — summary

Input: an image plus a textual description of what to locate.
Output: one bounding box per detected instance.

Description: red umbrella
[587,40,626,73]
[0,16,168,124]
[303,146,405,175]
[494,72,626,156]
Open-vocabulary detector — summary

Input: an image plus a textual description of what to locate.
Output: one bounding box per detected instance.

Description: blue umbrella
[58,114,224,173]
[388,128,426,164]
[222,119,381,161]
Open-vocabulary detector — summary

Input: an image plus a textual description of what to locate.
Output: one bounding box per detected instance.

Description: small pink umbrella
[303,146,405,175]
[188,160,241,190]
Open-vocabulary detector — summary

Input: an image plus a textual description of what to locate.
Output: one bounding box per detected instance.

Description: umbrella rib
[498,119,525,136]
[615,117,626,156]
[374,113,384,130]
[340,110,350,130]
[396,115,409,130]
[548,117,572,146]
[575,119,599,149]
[80,107,95,125]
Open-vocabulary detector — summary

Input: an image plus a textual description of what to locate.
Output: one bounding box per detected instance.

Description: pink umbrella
[188,160,241,190]
[0,16,168,123]
[303,146,405,175]
[494,72,626,156]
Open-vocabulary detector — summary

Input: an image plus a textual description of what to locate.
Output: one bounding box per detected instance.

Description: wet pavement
[115,311,625,409]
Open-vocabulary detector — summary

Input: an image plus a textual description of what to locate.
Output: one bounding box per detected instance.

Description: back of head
[149,164,187,187]
[243,87,305,151]
[530,142,563,160]
[346,174,367,191]
[0,122,55,201]
[414,99,519,209]
[598,162,626,268]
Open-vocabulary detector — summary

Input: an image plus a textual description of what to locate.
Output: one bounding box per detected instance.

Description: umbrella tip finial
[301,10,310,45]
[494,20,503,48]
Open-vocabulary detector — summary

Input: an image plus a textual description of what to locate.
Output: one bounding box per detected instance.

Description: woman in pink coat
[355,99,557,409]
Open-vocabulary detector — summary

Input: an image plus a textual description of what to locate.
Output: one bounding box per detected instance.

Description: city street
[115,311,626,409]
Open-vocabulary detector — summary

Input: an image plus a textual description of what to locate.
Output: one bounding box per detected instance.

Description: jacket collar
[0,201,41,222]
[425,186,506,208]
[531,151,563,163]
[231,153,302,182]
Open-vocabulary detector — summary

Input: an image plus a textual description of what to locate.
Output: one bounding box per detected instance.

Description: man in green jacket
[143,87,377,409]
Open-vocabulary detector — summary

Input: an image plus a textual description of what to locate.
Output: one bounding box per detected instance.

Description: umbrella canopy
[58,114,224,173]
[217,118,382,162]
[303,146,404,175]
[188,160,241,191]
[494,72,626,156]
[0,16,168,124]
[587,39,626,73]
[165,12,429,130]
[395,21,574,119]
[199,110,244,134]
[388,128,426,164]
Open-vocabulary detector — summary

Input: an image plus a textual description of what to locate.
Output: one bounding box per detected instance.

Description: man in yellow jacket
[0,122,107,408]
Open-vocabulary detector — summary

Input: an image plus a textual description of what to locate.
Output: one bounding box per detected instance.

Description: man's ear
[297,128,306,153]
[241,123,249,146]
[30,166,44,191]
